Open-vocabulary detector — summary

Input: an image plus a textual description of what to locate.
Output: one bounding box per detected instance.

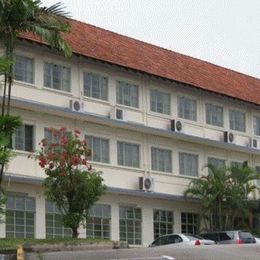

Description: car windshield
[185,234,203,240]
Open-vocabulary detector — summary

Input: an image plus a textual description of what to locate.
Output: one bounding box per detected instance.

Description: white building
[0,19,260,246]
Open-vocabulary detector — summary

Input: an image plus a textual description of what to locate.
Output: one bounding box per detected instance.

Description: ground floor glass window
[86,204,111,239]
[6,194,35,238]
[119,206,142,245]
[45,201,72,238]
[153,209,174,239]
[181,212,199,234]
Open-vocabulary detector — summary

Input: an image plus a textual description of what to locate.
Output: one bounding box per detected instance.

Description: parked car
[200,230,256,244]
[149,233,215,247]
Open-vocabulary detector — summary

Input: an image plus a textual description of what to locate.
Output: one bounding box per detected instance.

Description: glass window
[205,103,223,127]
[179,152,198,177]
[151,147,172,173]
[83,72,108,100]
[178,96,197,121]
[14,55,34,84]
[208,157,225,173]
[6,195,35,238]
[116,81,139,108]
[13,124,34,152]
[253,116,260,136]
[86,204,111,239]
[45,201,72,238]
[229,110,246,132]
[44,62,71,92]
[153,209,174,239]
[181,212,199,234]
[117,141,140,168]
[119,206,142,245]
[231,161,243,168]
[85,136,109,163]
[150,89,170,115]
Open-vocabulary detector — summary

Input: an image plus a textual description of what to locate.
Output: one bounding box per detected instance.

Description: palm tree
[0,0,72,186]
[0,0,72,116]
[184,164,260,232]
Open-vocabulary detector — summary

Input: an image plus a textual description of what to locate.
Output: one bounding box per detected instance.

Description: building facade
[0,20,260,246]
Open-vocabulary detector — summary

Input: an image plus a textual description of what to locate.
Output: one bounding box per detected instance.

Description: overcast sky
[42,0,260,78]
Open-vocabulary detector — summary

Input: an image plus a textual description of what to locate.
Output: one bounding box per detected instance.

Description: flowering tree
[33,128,106,238]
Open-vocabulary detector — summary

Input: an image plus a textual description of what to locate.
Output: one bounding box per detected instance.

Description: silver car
[149,233,215,247]
[200,230,256,244]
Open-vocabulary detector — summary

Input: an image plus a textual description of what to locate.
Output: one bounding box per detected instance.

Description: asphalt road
[26,244,260,260]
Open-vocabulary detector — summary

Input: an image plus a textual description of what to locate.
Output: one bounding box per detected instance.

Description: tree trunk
[72,226,78,238]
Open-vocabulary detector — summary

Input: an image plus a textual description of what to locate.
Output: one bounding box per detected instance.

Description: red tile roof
[21,19,260,106]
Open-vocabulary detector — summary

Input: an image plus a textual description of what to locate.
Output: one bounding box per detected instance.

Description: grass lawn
[0,238,111,250]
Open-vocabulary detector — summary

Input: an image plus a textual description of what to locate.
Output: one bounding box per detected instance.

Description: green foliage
[0,57,12,74]
[32,128,106,238]
[0,115,21,164]
[184,164,260,232]
[0,188,6,223]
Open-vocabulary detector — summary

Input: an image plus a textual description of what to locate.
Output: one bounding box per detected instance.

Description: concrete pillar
[35,192,46,239]
[142,206,154,246]
[111,203,119,241]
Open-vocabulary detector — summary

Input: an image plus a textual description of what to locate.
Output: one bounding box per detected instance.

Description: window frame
[117,141,140,168]
[83,71,109,101]
[179,151,199,177]
[12,124,34,152]
[85,135,110,164]
[14,55,34,84]
[116,80,139,108]
[43,61,71,92]
[205,103,224,128]
[177,95,197,121]
[181,212,199,235]
[229,109,246,133]
[150,88,171,115]
[151,147,172,173]
[253,115,260,136]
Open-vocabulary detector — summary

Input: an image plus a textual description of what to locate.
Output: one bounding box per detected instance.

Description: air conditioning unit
[70,99,84,112]
[250,138,258,149]
[224,131,234,143]
[139,176,154,192]
[110,108,127,121]
[170,119,182,132]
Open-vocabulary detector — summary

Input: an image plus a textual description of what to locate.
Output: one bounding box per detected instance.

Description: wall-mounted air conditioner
[250,138,258,149]
[70,99,84,112]
[170,119,182,132]
[110,107,127,121]
[139,176,154,192]
[224,131,234,143]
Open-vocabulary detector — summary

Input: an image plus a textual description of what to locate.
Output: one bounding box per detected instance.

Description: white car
[254,236,260,243]
[149,233,215,247]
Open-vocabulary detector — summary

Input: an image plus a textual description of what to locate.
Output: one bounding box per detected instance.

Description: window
[13,124,34,152]
[205,103,223,127]
[179,152,198,177]
[119,206,142,245]
[208,157,225,173]
[153,209,174,239]
[6,194,35,238]
[256,166,260,187]
[85,136,109,163]
[116,81,139,108]
[44,62,70,92]
[86,204,111,239]
[150,89,170,115]
[151,147,172,173]
[44,128,71,144]
[181,212,199,234]
[231,161,243,168]
[117,141,140,168]
[45,201,72,238]
[83,72,108,100]
[229,110,246,132]
[253,116,260,136]
[14,55,34,84]
[178,96,197,121]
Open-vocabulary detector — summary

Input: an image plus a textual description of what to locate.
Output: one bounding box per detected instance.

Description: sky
[41,0,260,78]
